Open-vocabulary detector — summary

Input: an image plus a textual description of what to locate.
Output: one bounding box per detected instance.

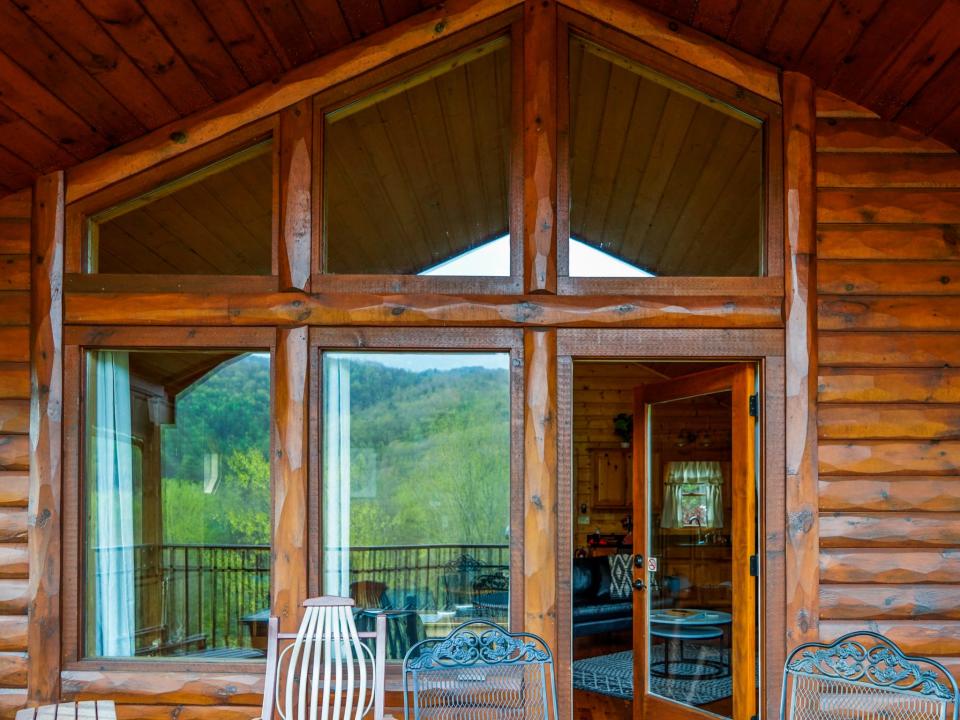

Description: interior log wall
[816,89,960,677]
[0,189,30,714]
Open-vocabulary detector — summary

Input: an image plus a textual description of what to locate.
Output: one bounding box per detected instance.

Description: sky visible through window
[418,234,654,277]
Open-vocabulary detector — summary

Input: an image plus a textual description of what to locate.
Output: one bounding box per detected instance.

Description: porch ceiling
[0,0,959,198]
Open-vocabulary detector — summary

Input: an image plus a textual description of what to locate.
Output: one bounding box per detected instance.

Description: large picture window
[83,349,271,659]
[321,351,511,659]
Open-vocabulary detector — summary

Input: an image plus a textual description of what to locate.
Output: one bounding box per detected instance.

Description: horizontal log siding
[0,191,29,716]
[816,95,960,663]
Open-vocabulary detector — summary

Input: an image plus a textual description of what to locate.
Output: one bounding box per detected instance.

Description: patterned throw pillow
[608,553,632,600]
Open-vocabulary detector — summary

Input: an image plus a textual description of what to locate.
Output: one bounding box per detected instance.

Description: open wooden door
[632,364,757,720]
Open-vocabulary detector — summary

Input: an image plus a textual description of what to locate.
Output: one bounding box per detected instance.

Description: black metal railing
[97,542,509,655]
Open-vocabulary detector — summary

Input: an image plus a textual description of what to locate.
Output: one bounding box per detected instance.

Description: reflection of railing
[97,543,508,655]
[344,543,510,611]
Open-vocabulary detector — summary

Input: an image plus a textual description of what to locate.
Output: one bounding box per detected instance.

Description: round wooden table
[649,609,732,680]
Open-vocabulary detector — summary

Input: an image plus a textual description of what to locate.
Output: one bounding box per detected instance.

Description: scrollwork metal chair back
[259,597,386,720]
[781,631,959,720]
[402,620,558,720]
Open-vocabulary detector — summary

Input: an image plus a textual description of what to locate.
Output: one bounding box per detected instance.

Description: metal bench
[781,631,959,720]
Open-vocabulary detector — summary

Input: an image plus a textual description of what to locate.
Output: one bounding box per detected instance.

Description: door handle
[633,579,646,591]
[634,554,644,568]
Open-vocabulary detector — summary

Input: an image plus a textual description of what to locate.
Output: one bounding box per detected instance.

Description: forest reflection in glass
[84,350,271,659]
[322,352,511,658]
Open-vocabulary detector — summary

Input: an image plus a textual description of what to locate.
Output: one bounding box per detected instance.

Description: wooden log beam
[820,512,960,547]
[60,671,263,705]
[64,0,523,203]
[65,292,783,328]
[819,406,960,440]
[272,327,308,632]
[523,0,557,293]
[819,620,960,657]
[818,367,960,403]
[818,189,960,224]
[820,332,960,367]
[523,329,557,649]
[820,548,960,584]
[819,261,960,295]
[820,585,960,620]
[783,71,818,645]
[817,226,960,261]
[820,477,960,512]
[27,171,63,704]
[820,440,960,476]
[561,0,779,102]
[820,296,960,331]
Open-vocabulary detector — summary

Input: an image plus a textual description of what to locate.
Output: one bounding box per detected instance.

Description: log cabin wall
[0,189,31,714]
[816,89,960,677]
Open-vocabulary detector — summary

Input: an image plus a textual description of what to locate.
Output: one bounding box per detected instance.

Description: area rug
[572,646,731,706]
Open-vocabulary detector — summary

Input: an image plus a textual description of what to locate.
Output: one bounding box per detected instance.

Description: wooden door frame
[557,328,785,720]
[633,363,757,720]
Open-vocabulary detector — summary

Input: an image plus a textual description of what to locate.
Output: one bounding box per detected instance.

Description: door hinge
[748,393,759,418]
[749,554,759,577]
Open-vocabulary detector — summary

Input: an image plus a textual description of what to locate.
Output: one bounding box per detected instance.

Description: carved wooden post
[273,327,309,632]
[279,100,313,292]
[523,329,557,646]
[523,0,558,294]
[783,71,819,645]
[28,172,64,703]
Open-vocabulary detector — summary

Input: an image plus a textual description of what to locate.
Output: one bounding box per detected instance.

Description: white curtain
[323,356,351,596]
[661,461,724,529]
[86,351,137,657]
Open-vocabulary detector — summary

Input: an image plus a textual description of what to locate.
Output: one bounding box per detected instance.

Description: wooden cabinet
[591,447,632,509]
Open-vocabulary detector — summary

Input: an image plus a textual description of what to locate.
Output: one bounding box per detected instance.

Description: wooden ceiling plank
[691,0,741,41]
[77,0,215,117]
[97,216,180,274]
[798,0,887,87]
[348,104,435,271]
[0,102,78,172]
[597,78,668,254]
[629,102,722,269]
[464,49,511,246]
[289,0,353,53]
[244,0,317,69]
[895,53,960,136]
[11,0,178,130]
[762,0,833,68]
[859,0,960,119]
[139,0,250,102]
[191,0,284,86]
[382,0,426,25]
[0,1,144,147]
[619,91,698,263]
[338,0,388,39]
[577,62,640,251]
[436,63,488,258]
[827,0,944,105]
[568,41,609,247]
[0,50,108,160]
[0,148,36,194]
[657,119,760,274]
[144,194,249,273]
[112,203,220,273]
[724,0,784,55]
[65,0,523,203]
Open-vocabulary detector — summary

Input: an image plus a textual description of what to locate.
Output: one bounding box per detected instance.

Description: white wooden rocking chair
[259,596,386,720]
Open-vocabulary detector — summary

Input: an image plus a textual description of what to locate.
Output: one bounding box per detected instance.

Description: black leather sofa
[572,556,633,638]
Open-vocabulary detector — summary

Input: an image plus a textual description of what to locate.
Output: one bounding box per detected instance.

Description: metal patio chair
[781,631,959,720]
[258,596,386,720]
[402,620,558,720]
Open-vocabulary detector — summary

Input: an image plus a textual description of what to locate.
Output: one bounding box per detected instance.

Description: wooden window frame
[555,328,786,720]
[308,327,525,688]
[310,12,524,295]
[63,117,281,290]
[60,326,277,674]
[557,7,784,296]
